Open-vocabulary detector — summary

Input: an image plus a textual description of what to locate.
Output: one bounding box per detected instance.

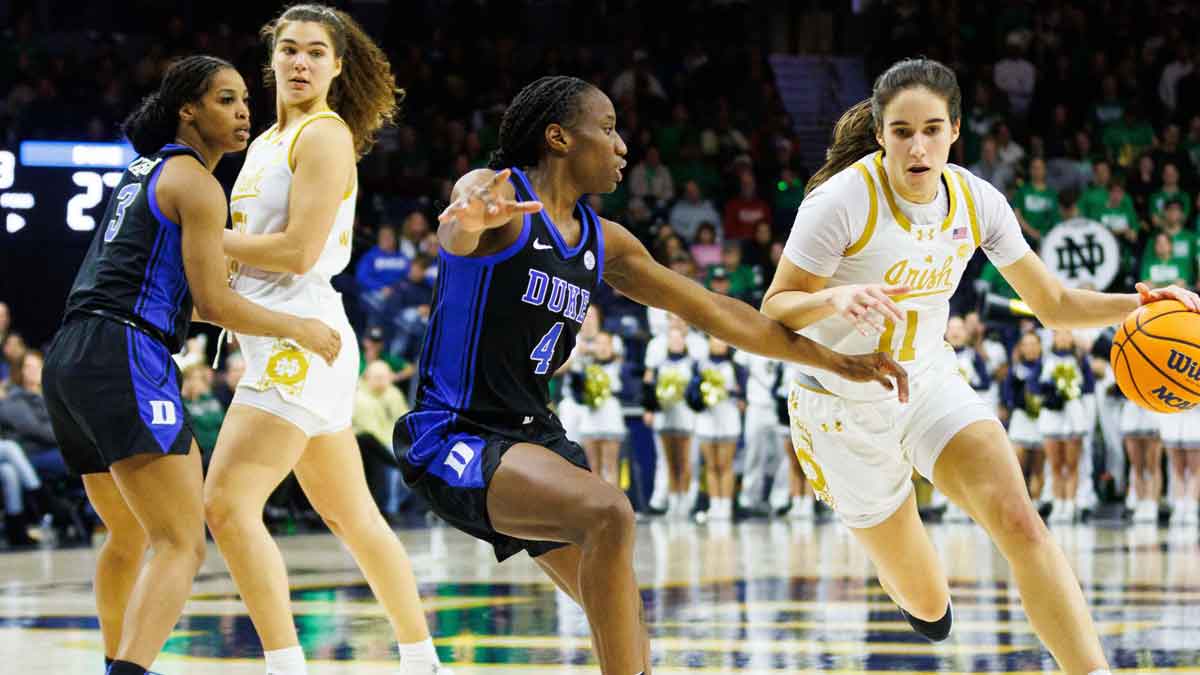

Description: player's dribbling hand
[829,284,910,336]
[296,318,342,366]
[1135,282,1200,312]
[439,168,544,232]
[832,351,910,403]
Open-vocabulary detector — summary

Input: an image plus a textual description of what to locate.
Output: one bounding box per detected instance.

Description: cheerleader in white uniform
[1003,332,1045,502]
[1121,386,1163,523]
[1037,330,1093,523]
[937,315,993,521]
[733,350,789,514]
[579,331,625,486]
[559,307,618,442]
[1161,406,1200,525]
[691,336,742,521]
[643,325,697,517]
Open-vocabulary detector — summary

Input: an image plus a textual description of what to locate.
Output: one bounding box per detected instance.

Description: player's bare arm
[1000,251,1200,329]
[222,117,355,275]
[601,217,908,401]
[437,168,543,256]
[162,156,340,365]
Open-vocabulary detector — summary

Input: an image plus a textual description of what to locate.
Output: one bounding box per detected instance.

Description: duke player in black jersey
[394,76,908,675]
[40,56,339,675]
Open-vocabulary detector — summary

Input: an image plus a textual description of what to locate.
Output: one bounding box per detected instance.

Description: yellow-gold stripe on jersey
[954,171,982,247]
[872,152,958,233]
[845,162,879,256]
[287,111,349,172]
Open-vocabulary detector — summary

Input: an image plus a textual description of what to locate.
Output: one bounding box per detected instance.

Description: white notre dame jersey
[229,111,356,305]
[784,151,1030,401]
[225,111,359,435]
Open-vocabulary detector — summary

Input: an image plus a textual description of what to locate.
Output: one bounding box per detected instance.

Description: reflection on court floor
[3,520,1199,673]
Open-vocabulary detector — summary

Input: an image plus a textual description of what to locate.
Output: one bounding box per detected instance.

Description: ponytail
[807,57,962,195]
[806,99,878,194]
[121,55,233,157]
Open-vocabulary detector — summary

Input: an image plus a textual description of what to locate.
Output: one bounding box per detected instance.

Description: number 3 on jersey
[877,310,919,361]
[530,322,565,374]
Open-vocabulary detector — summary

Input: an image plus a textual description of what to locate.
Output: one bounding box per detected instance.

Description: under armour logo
[149,400,177,426]
[1055,234,1106,279]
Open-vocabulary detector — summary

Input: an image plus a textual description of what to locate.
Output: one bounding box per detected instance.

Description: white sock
[1086,669,1112,675]
[398,638,439,667]
[265,645,306,675]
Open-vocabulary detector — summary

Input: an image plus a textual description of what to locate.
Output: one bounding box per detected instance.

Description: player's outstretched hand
[439,168,543,232]
[295,318,342,366]
[829,284,910,336]
[1136,282,1200,312]
[831,351,909,403]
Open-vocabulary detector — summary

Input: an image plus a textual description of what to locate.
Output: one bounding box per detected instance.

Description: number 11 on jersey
[877,310,919,361]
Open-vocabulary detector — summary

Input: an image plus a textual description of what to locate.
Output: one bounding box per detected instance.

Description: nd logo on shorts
[787,388,835,509]
[256,340,311,397]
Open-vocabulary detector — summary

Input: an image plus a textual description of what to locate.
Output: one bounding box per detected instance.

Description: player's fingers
[490,168,512,188]
[508,200,544,214]
[877,353,909,403]
[1135,282,1154,304]
[867,287,906,323]
[880,284,912,296]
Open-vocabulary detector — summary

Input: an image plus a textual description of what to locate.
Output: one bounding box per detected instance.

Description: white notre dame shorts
[232,286,360,437]
[1158,407,1200,449]
[1037,398,1088,439]
[788,351,1001,529]
[1120,400,1160,438]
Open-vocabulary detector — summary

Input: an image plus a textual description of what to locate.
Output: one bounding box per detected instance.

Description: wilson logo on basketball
[1166,349,1200,383]
[1151,385,1197,410]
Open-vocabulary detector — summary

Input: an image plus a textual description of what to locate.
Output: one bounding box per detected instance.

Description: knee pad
[900,602,952,642]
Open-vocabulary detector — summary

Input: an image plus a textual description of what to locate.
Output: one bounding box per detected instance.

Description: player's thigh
[293,428,383,527]
[204,403,309,508]
[487,442,632,544]
[83,472,147,548]
[850,491,948,617]
[110,441,205,545]
[933,420,1038,530]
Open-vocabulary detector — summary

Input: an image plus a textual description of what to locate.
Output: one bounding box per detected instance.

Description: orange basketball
[1111,300,1200,413]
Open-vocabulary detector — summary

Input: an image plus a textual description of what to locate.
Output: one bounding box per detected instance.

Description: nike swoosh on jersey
[532,238,553,250]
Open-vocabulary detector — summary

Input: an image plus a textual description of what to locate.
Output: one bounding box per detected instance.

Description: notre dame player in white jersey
[762,57,1200,675]
[201,5,449,675]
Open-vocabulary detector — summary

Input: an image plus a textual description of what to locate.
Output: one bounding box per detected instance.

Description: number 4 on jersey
[530,321,565,375]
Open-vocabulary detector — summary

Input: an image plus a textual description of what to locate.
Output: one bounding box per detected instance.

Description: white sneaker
[1048,500,1067,524]
[788,496,814,521]
[1133,500,1158,524]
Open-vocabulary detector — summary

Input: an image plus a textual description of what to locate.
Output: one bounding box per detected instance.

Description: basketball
[1110,299,1200,413]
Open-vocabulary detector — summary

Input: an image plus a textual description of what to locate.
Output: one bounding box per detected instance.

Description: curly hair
[488,76,595,170]
[261,3,403,157]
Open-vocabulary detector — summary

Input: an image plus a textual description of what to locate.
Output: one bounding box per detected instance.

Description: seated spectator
[742,222,776,274]
[970,136,1014,195]
[212,351,246,410]
[360,326,413,387]
[723,171,771,239]
[353,360,411,520]
[355,224,409,322]
[1092,178,1140,248]
[709,242,757,302]
[181,364,226,464]
[1153,124,1191,186]
[1090,74,1124,130]
[0,437,44,547]
[707,265,734,297]
[1148,199,1196,272]
[1078,160,1113,220]
[1,332,27,385]
[1150,162,1192,229]
[1102,103,1155,171]
[382,254,435,361]
[1013,157,1058,244]
[1142,231,1195,289]
[398,210,431,259]
[670,139,722,198]
[668,180,722,242]
[689,223,722,269]
[993,122,1026,173]
[628,145,675,217]
[772,167,806,228]
[1126,154,1157,217]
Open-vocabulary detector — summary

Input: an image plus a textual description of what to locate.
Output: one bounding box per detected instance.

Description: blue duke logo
[520,269,590,324]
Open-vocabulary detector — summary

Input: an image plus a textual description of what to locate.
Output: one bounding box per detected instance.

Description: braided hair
[122,55,234,156]
[488,76,595,170]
